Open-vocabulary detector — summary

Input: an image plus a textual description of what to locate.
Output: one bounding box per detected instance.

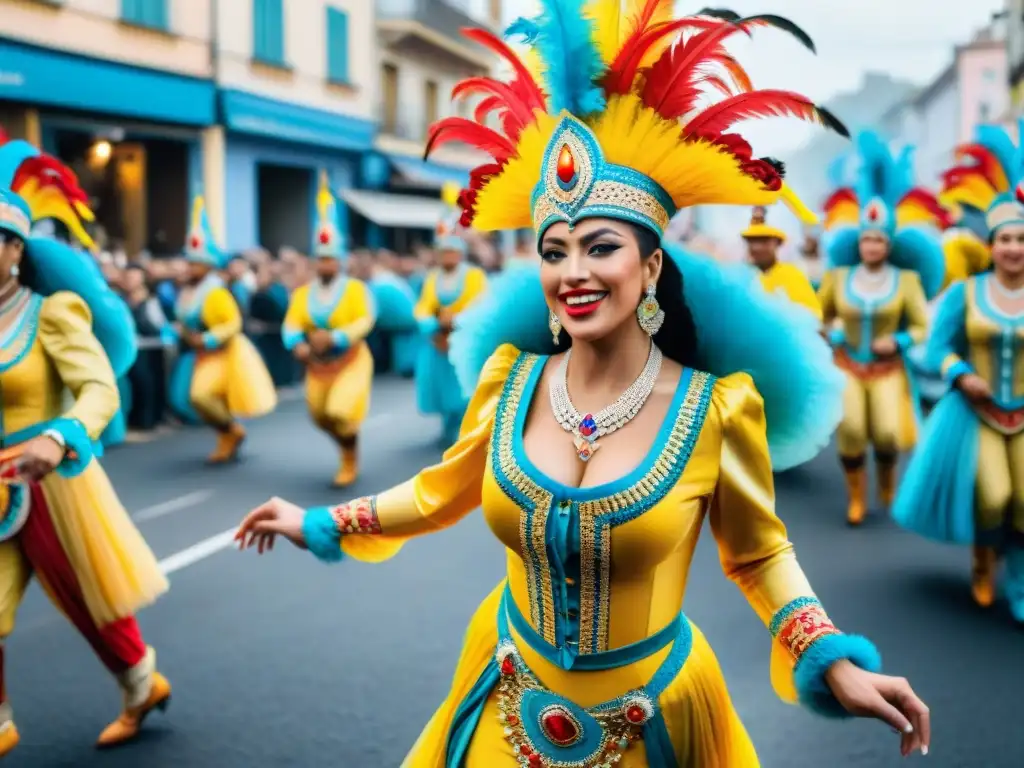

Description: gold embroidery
[776,603,840,660]
[533,181,671,234]
[329,496,381,535]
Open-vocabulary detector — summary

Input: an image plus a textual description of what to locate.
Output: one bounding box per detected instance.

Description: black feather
[697,8,742,21]
[817,105,851,139]
[760,157,786,178]
[740,14,816,53]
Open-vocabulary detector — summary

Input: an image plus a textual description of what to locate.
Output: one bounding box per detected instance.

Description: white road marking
[132,490,215,522]
[158,528,238,576]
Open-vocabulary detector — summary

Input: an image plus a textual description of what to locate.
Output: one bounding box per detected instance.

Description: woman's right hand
[957,373,992,404]
[294,342,312,364]
[236,497,308,553]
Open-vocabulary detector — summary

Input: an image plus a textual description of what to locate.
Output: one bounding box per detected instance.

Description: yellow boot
[876,455,898,508]
[207,422,246,464]
[96,648,171,749]
[333,437,359,488]
[0,703,19,760]
[971,545,997,608]
[843,464,867,526]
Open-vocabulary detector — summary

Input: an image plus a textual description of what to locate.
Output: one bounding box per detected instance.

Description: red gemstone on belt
[625,705,646,723]
[540,707,580,746]
[556,144,575,184]
[500,656,515,676]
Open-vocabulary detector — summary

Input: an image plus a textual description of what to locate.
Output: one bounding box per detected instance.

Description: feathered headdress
[313,171,347,260]
[425,2,847,245]
[0,131,95,249]
[435,181,468,253]
[184,192,229,268]
[823,130,947,298]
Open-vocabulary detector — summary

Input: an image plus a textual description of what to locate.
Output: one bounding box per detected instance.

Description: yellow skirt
[304,342,374,435]
[40,460,167,626]
[403,583,759,768]
[192,335,278,419]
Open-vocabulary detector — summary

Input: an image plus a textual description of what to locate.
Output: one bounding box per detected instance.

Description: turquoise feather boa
[449,245,844,471]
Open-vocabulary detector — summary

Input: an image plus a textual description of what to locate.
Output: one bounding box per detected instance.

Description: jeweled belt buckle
[495,641,653,767]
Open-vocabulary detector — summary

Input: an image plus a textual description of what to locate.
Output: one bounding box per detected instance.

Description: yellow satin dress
[759,263,823,321]
[818,266,929,458]
[328,345,862,767]
[0,292,167,629]
[283,277,375,438]
[178,274,277,424]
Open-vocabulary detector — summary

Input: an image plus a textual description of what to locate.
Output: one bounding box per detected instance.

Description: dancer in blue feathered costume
[893,119,1024,623]
[819,129,946,525]
[356,251,419,377]
[0,137,171,758]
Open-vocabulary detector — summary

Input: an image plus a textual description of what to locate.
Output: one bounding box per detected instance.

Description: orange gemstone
[541,708,579,745]
[556,144,575,184]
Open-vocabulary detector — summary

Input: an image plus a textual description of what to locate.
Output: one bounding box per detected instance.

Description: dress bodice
[960,276,1024,408]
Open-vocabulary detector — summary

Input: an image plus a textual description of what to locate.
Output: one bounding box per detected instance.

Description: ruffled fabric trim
[302,506,345,563]
[793,633,883,718]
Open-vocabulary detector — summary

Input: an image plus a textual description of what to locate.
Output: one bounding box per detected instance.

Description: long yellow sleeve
[281,284,310,350]
[898,271,930,347]
[708,373,857,705]
[305,344,519,563]
[199,286,242,348]
[414,272,440,320]
[779,264,823,321]
[37,291,119,440]
[816,270,837,326]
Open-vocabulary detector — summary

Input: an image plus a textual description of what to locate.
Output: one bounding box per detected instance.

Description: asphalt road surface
[5,376,1022,767]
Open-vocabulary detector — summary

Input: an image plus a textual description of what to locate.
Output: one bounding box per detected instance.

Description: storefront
[219,89,376,254]
[0,38,216,257]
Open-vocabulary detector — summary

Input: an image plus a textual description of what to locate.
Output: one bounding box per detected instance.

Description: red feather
[822,188,858,214]
[452,78,535,134]
[458,27,545,114]
[474,95,503,124]
[12,155,89,205]
[952,144,1006,190]
[640,22,752,119]
[900,188,953,229]
[424,117,516,163]
[684,89,842,139]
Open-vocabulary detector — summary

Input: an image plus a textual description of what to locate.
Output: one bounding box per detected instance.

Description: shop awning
[389,156,469,189]
[341,190,448,229]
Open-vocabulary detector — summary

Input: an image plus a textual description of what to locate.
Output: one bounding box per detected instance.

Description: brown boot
[971,545,998,608]
[842,459,867,526]
[876,454,898,508]
[0,703,19,760]
[333,436,359,487]
[96,647,171,748]
[207,422,246,464]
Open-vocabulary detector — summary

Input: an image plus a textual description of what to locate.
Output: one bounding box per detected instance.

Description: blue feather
[826,153,851,189]
[890,225,946,300]
[975,124,1019,185]
[368,274,418,333]
[450,246,844,470]
[506,0,605,116]
[823,225,860,270]
[0,139,39,189]
[26,238,138,377]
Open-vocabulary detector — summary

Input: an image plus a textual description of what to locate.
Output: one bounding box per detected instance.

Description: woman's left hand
[0,435,66,483]
[870,336,899,357]
[826,659,931,757]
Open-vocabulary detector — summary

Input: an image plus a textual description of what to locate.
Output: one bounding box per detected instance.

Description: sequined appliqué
[0,292,42,374]
[329,496,382,535]
[770,597,840,661]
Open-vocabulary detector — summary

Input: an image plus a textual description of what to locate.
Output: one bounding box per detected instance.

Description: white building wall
[215,0,376,122]
[914,79,960,188]
[0,0,212,77]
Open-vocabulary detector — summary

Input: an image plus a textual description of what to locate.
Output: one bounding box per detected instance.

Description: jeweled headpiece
[822,130,946,297]
[313,171,347,260]
[0,131,95,248]
[184,193,228,268]
[425,2,848,245]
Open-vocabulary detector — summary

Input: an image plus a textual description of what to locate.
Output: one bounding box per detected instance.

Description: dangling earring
[9,265,19,279]
[548,310,562,345]
[636,283,664,337]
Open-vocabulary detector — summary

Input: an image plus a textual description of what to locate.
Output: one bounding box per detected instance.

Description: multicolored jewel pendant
[574,413,599,462]
[555,143,579,191]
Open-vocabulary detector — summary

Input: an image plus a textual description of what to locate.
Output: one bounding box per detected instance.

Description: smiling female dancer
[237,5,930,765]
[894,122,1024,623]
[819,130,946,526]
[0,138,170,757]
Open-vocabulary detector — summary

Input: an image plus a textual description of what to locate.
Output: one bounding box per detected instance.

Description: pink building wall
[957,42,1009,142]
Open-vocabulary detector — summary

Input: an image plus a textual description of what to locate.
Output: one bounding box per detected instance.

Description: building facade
[1007,0,1024,114]
[0,0,217,256]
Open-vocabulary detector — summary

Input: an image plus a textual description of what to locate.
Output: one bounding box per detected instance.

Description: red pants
[0,482,146,703]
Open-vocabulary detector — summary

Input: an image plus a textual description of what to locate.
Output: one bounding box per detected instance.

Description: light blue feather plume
[854,130,903,206]
[450,247,844,470]
[975,124,1019,185]
[826,153,852,189]
[368,274,418,333]
[0,139,39,189]
[505,0,606,116]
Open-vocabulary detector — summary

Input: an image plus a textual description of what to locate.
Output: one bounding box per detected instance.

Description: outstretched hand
[826,660,931,757]
[236,497,309,554]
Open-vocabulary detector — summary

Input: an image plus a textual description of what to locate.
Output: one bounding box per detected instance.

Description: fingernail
[903,724,914,734]
[921,746,929,756]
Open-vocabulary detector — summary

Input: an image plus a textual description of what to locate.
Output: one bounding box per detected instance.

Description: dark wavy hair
[548,221,700,368]
[1,231,43,294]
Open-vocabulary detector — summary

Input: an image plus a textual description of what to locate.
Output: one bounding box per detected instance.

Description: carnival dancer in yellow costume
[894,121,1024,623]
[415,186,487,446]
[282,176,376,487]
[0,137,171,757]
[237,6,931,765]
[168,193,277,463]
[819,130,946,526]
[741,205,822,319]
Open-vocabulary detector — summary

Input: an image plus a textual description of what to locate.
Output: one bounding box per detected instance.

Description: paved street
[5,375,1022,768]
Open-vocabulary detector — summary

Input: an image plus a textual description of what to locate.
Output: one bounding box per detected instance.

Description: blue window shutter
[326,8,350,83]
[121,0,168,31]
[253,0,285,65]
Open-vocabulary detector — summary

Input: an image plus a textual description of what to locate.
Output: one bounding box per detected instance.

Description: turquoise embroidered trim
[970,276,1024,409]
[842,267,900,363]
[769,596,821,636]
[0,293,41,374]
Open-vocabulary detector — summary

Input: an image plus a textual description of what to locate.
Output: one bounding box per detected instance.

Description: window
[326,7,350,84]
[979,101,991,121]
[382,64,399,134]
[424,80,439,129]
[121,0,168,31]
[253,0,285,66]
[982,67,997,82]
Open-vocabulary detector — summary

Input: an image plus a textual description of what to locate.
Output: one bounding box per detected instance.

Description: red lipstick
[558,288,608,318]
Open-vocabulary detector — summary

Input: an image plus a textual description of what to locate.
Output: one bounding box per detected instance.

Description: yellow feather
[637,0,675,69]
[895,201,943,229]
[26,190,96,250]
[823,201,859,231]
[190,195,205,231]
[779,184,818,226]
[585,0,625,65]
[441,181,462,207]
[938,176,997,213]
[942,232,990,288]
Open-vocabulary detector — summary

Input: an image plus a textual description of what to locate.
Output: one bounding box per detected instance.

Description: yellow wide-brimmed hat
[741,206,786,241]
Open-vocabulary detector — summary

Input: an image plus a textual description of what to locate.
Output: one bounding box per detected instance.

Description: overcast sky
[502,0,1005,154]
